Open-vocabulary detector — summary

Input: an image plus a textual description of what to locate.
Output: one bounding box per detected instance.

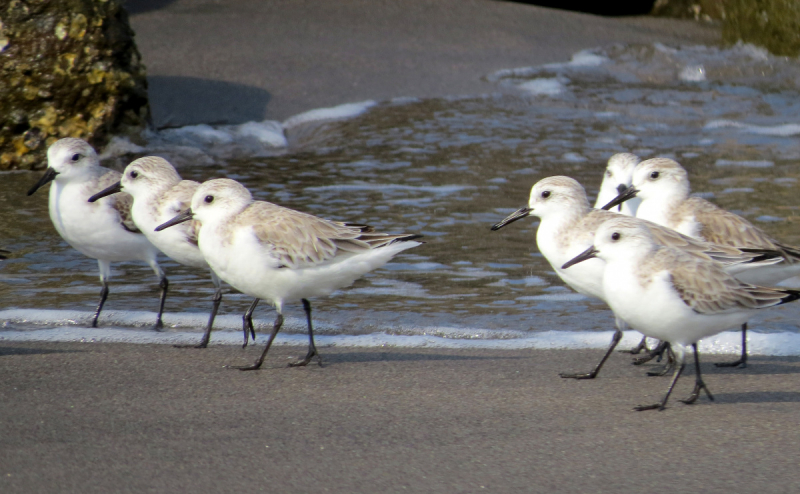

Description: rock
[722,0,800,56]
[0,0,150,170]
[650,0,725,21]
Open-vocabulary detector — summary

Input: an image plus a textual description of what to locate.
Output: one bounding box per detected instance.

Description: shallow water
[4,43,800,351]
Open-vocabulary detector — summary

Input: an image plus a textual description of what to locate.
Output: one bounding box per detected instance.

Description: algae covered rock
[723,0,800,56]
[0,0,150,170]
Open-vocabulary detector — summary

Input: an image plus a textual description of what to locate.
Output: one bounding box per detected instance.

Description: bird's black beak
[0,248,9,260]
[155,208,193,231]
[491,207,533,231]
[616,183,628,194]
[601,186,639,211]
[27,168,59,196]
[561,245,599,269]
[88,181,122,203]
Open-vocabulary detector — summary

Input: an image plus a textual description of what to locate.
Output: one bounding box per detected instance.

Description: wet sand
[7,1,794,493]
[2,342,800,493]
[127,0,720,127]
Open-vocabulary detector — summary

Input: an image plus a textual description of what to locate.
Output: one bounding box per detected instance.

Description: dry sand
[2,342,799,493]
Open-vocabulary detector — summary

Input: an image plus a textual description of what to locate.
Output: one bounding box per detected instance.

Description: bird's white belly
[50,184,156,262]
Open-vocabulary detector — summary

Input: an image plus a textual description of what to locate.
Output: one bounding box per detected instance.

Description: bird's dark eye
[541,190,551,199]
[204,195,214,204]
[605,170,612,178]
[71,153,81,162]
[130,170,138,179]
[611,232,621,241]
[650,171,660,180]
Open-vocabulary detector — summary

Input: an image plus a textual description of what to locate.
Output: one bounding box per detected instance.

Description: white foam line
[282,101,377,130]
[705,120,800,137]
[2,308,800,355]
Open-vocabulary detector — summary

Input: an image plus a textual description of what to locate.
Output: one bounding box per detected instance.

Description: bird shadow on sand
[289,351,527,365]
[701,356,800,376]
[0,346,85,357]
[709,391,800,404]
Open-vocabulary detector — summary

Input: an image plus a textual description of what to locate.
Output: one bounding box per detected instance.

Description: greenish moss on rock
[0,0,149,170]
[723,0,800,56]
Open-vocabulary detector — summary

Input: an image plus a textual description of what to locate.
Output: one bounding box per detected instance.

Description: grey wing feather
[248,203,419,268]
[668,252,792,314]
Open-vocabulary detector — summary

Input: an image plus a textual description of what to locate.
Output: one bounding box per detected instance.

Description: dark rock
[0,0,150,170]
[650,0,724,20]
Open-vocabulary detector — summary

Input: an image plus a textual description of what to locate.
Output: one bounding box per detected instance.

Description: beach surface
[2,342,800,493]
[6,1,799,492]
[128,0,719,127]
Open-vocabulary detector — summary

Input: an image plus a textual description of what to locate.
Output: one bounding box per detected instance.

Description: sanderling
[27,138,167,329]
[595,153,647,353]
[155,178,423,370]
[604,157,800,367]
[88,156,261,348]
[562,217,800,410]
[594,153,641,216]
[490,176,777,379]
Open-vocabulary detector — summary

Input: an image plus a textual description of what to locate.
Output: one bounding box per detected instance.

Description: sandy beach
[2,342,800,492]
[5,1,799,492]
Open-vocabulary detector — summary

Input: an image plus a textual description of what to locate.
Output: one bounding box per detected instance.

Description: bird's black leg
[560,329,622,379]
[153,276,168,331]
[634,348,686,411]
[92,281,110,328]
[625,335,650,355]
[681,343,715,405]
[632,341,669,365]
[175,287,223,349]
[231,313,283,371]
[646,346,676,376]
[242,298,260,348]
[289,299,323,367]
[715,323,748,368]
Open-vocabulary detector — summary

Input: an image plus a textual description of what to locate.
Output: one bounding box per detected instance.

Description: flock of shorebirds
[9,138,800,411]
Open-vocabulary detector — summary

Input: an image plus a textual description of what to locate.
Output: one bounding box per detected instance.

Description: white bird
[27,138,167,329]
[595,152,654,355]
[490,176,778,379]
[604,157,800,367]
[155,178,423,370]
[88,156,261,348]
[594,152,641,216]
[562,217,800,410]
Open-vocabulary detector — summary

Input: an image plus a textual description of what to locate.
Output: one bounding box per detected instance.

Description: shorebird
[594,153,641,216]
[27,138,167,329]
[491,176,778,379]
[562,217,800,410]
[155,178,423,370]
[88,156,262,348]
[603,157,800,367]
[595,152,651,354]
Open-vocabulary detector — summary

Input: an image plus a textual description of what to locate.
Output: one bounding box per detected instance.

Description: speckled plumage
[630,157,800,285]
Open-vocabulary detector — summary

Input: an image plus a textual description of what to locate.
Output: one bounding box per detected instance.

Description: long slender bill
[561,245,599,269]
[491,207,533,231]
[88,181,123,203]
[155,208,194,231]
[27,168,59,196]
[0,249,9,260]
[601,186,639,211]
